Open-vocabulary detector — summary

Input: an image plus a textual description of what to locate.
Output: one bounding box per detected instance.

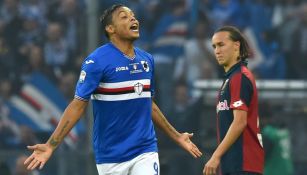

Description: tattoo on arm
[49,137,59,148]
[49,121,70,148]
[59,121,69,137]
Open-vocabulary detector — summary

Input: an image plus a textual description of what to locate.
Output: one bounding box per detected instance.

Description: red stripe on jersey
[243,126,264,172]
[96,85,150,93]
[229,73,248,111]
[241,66,264,173]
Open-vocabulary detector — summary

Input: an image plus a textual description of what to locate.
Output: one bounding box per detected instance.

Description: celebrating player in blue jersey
[24,4,202,175]
[203,26,264,175]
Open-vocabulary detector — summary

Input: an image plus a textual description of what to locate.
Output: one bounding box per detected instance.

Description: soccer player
[203,26,264,175]
[23,4,202,175]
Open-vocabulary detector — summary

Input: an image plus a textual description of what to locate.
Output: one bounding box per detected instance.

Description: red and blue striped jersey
[216,62,264,174]
[75,43,157,163]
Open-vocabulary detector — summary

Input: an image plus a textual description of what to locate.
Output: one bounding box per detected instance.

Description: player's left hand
[203,155,220,175]
[177,132,202,158]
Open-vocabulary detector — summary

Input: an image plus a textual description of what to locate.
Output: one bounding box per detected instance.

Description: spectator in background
[21,0,47,26]
[54,0,85,53]
[44,22,69,77]
[208,0,249,30]
[275,0,300,55]
[184,18,218,85]
[249,0,274,38]
[14,126,39,149]
[0,79,13,101]
[13,155,39,175]
[0,80,39,150]
[0,0,22,24]
[254,29,286,79]
[150,0,189,116]
[172,80,203,134]
[0,80,19,149]
[0,0,23,49]
[58,71,77,100]
[18,12,44,52]
[287,3,307,79]
[17,13,44,74]
[0,36,20,82]
[134,0,162,50]
[21,45,56,83]
[165,80,204,175]
[260,102,294,175]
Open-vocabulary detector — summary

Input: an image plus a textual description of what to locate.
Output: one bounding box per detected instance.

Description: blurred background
[0,0,306,174]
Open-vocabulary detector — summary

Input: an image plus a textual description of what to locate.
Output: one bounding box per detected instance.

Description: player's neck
[224,59,240,72]
[110,38,135,58]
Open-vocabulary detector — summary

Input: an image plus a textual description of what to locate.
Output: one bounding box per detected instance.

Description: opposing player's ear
[234,41,240,52]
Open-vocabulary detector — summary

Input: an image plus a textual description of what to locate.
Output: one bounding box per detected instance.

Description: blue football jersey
[75,43,157,163]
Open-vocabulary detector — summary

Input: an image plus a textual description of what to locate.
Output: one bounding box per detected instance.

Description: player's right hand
[24,143,53,170]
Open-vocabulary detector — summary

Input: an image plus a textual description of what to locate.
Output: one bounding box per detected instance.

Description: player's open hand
[177,132,202,158]
[24,144,53,170]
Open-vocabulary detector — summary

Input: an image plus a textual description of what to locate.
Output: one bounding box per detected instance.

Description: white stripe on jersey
[98,79,150,88]
[91,91,151,101]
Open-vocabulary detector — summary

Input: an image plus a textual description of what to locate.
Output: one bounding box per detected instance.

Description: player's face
[110,7,139,41]
[211,31,240,70]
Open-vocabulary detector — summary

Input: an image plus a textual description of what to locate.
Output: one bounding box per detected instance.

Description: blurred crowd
[1,0,307,175]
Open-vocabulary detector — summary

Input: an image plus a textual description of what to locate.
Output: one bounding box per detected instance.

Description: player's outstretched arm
[24,98,88,170]
[151,101,202,158]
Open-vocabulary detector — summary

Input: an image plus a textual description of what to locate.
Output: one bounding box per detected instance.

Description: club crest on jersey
[79,70,86,83]
[141,61,150,72]
[134,82,144,95]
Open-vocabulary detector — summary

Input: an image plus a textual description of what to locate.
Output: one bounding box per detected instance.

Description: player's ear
[234,41,240,52]
[105,25,115,35]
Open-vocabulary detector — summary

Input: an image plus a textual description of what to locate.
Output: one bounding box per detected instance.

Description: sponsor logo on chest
[116,66,129,72]
[114,60,150,74]
[216,100,230,113]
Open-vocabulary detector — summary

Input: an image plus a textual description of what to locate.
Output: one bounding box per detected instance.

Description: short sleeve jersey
[216,62,264,174]
[75,43,157,163]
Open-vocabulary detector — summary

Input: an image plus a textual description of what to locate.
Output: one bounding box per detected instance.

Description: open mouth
[130,23,139,32]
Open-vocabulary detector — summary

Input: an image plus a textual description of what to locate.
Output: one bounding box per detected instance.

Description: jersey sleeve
[229,73,253,111]
[75,56,104,101]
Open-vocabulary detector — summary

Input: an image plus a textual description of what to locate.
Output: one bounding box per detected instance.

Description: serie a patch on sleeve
[79,70,86,83]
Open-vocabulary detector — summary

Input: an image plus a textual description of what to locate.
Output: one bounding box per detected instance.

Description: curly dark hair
[99,4,124,39]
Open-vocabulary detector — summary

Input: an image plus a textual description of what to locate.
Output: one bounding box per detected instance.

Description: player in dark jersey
[24,4,202,175]
[203,26,264,175]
